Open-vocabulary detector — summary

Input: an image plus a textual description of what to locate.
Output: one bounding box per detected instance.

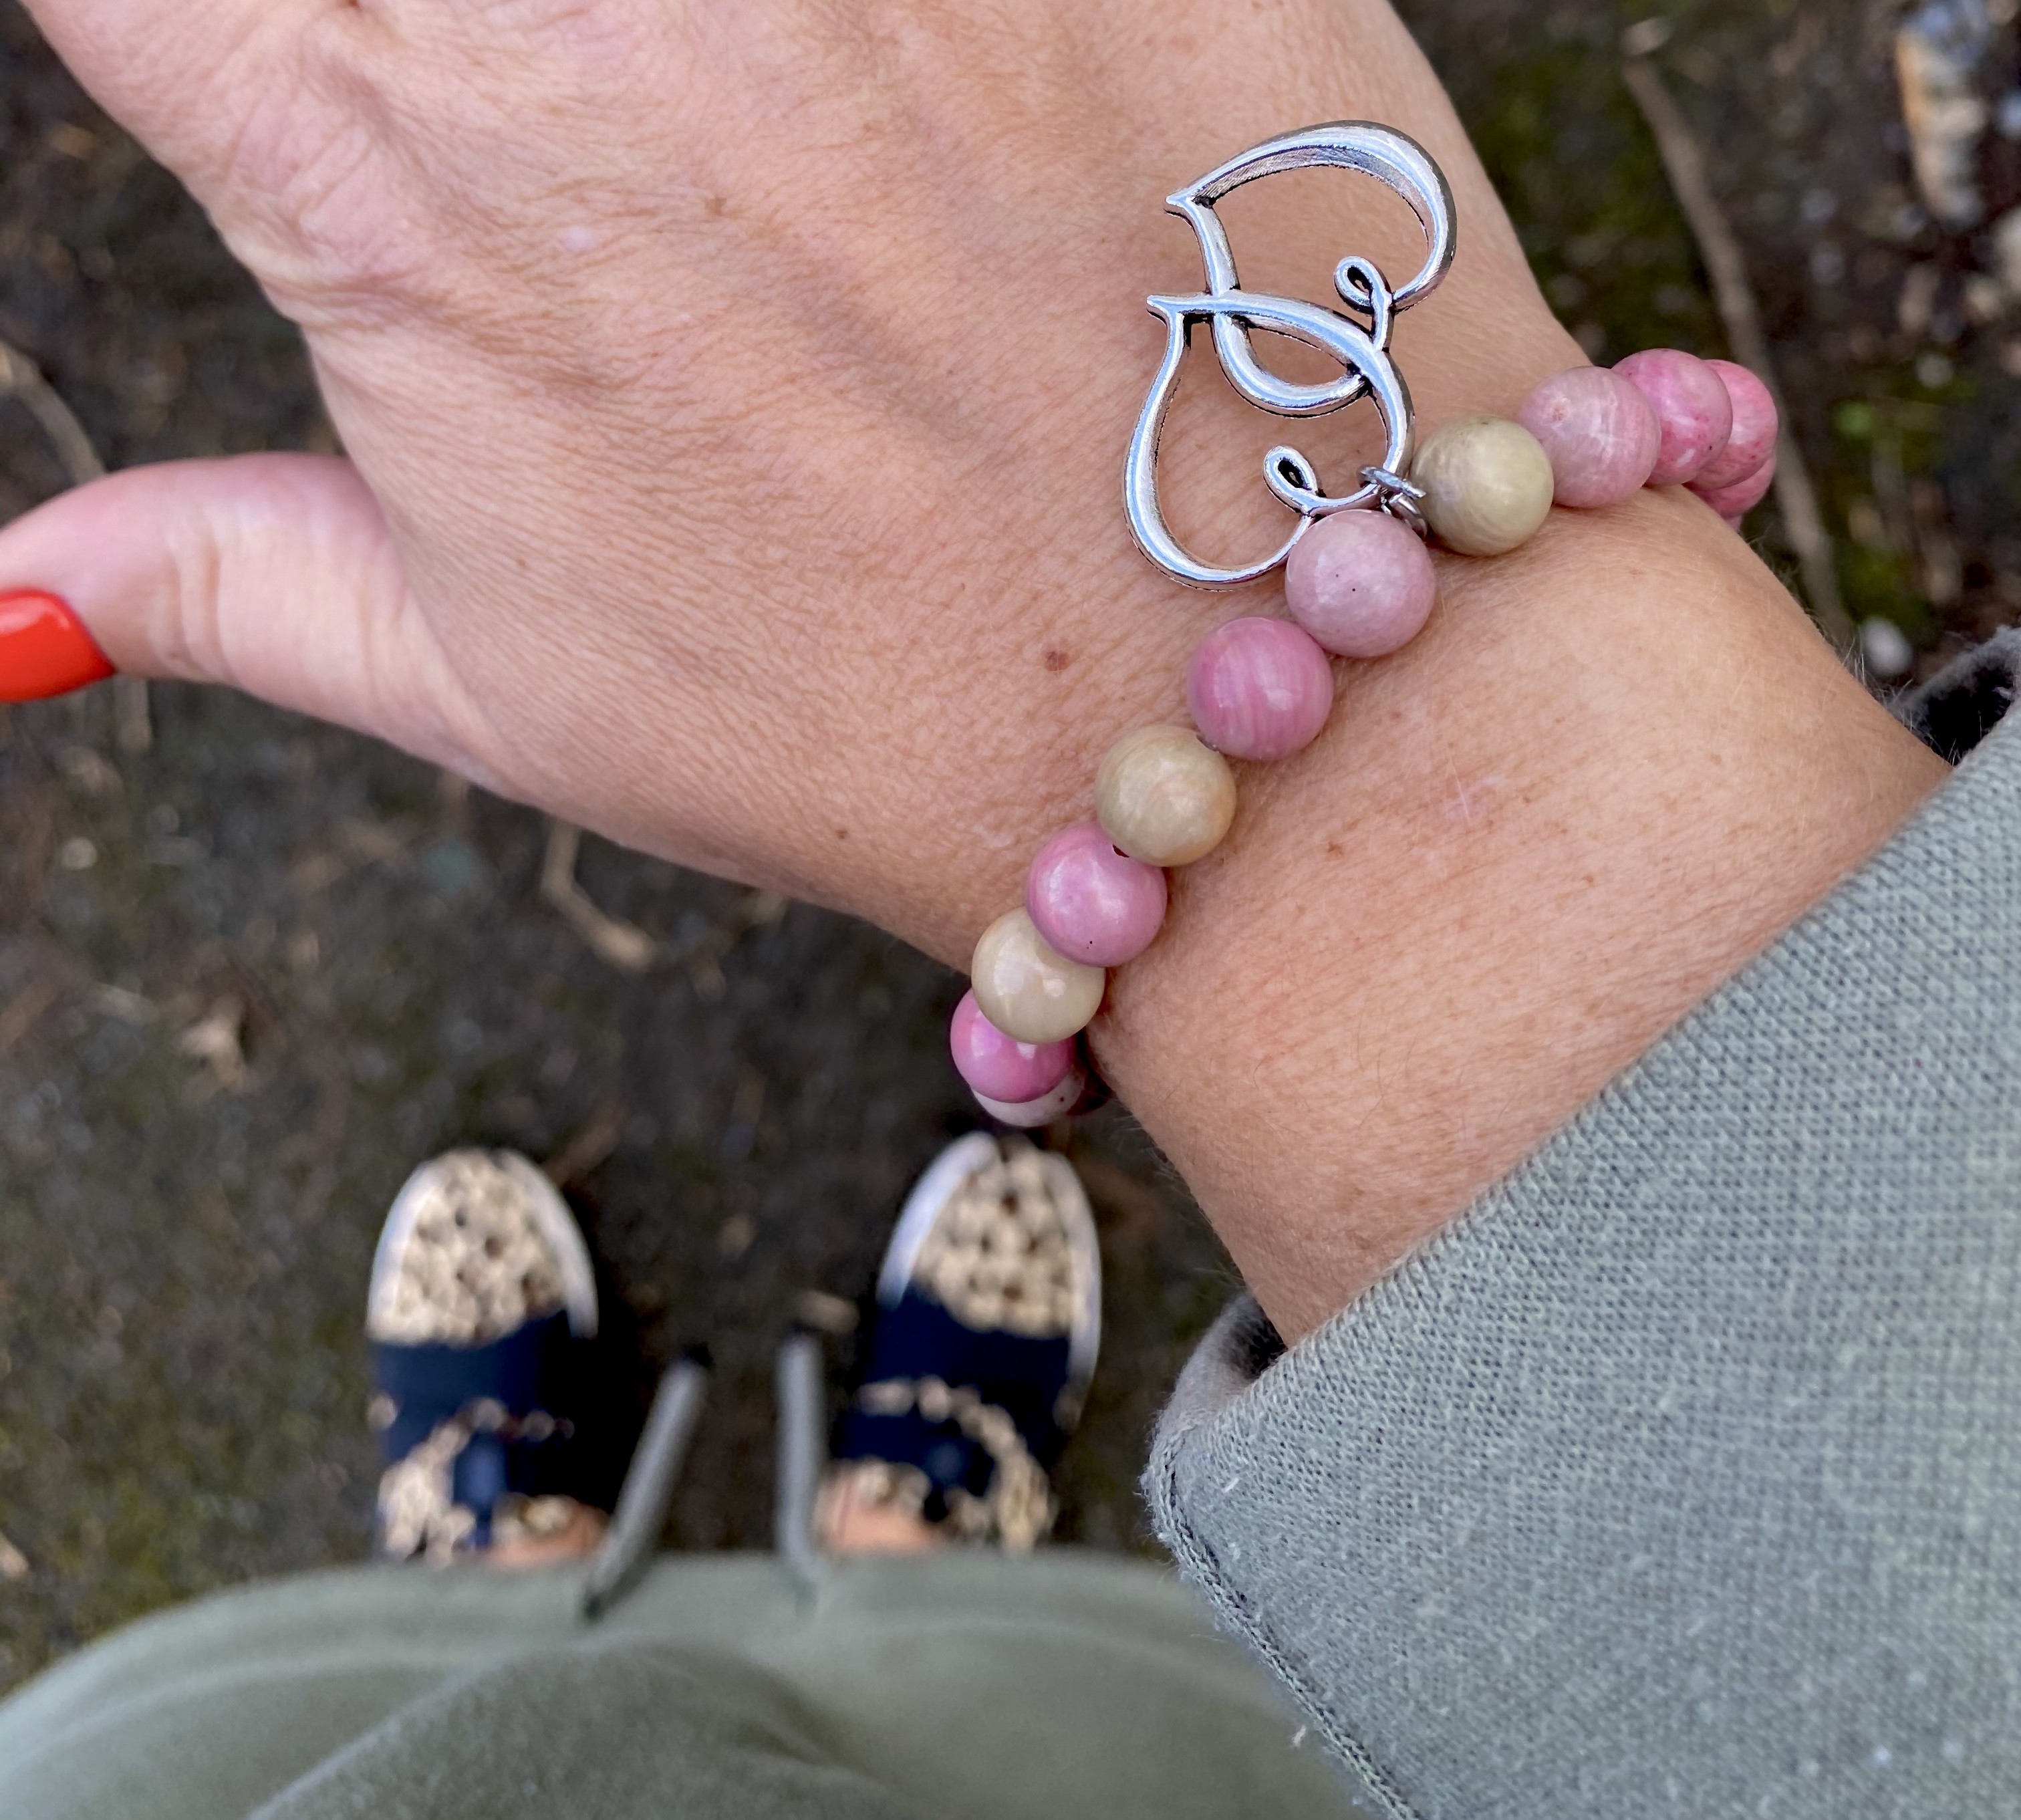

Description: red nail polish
[0,590,115,702]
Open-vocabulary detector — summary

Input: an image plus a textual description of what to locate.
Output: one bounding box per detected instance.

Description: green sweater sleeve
[1148,636,2021,1820]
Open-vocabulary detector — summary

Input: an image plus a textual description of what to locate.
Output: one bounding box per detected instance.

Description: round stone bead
[1410,416,1555,557]
[1283,509,1438,658]
[970,908,1105,1045]
[948,989,1077,1103]
[1186,616,1335,762]
[974,1062,1088,1130]
[1695,453,1776,524]
[1692,360,1778,493]
[1027,821,1168,967]
[1613,349,1734,487]
[1095,725,1237,867]
[1516,366,1662,509]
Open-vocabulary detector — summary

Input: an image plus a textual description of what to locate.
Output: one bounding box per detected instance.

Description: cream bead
[970,908,1105,1045]
[1095,725,1236,866]
[1411,415,1555,557]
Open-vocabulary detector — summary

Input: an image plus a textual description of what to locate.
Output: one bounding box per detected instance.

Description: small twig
[793,1289,859,1336]
[114,676,152,754]
[0,339,103,485]
[542,1099,627,1188]
[1622,54,1856,653]
[0,336,151,747]
[540,819,658,972]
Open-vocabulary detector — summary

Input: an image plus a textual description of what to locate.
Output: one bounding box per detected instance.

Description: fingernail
[0,590,115,702]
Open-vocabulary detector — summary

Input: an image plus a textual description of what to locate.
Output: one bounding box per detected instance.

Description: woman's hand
[3,0,1565,952]
[5,0,1945,1335]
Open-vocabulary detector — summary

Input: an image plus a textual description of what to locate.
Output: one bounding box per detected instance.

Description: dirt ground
[3,0,2014,1691]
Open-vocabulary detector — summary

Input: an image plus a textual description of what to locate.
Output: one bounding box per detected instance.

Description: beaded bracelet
[950,122,1780,1127]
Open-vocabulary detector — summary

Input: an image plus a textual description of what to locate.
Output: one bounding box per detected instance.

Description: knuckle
[226,146,428,325]
[208,29,442,326]
[155,503,230,683]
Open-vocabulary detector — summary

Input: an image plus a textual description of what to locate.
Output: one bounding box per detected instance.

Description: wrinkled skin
[6,0,1567,954]
[6,0,1943,1337]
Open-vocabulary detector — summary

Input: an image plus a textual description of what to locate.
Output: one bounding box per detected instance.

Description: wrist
[1091,492,1945,1338]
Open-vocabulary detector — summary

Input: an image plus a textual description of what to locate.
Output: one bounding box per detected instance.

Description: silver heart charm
[1123,122,1457,589]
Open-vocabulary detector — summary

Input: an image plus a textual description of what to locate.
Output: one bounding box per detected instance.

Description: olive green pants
[0,1550,1359,1819]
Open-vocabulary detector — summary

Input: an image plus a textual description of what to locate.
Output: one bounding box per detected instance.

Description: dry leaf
[178,996,247,1089]
[793,1289,859,1335]
[0,981,58,1058]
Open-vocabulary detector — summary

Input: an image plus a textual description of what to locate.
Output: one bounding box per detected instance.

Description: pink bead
[1283,510,1438,659]
[1695,453,1776,523]
[974,1061,1087,1129]
[1186,616,1336,762]
[1692,361,1778,493]
[949,990,1077,1104]
[1613,349,1734,487]
[1516,366,1661,509]
[1026,821,1168,966]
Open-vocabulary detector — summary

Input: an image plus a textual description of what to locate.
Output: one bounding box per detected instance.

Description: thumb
[0,453,497,779]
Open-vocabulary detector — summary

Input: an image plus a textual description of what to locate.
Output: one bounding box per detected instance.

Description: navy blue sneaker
[366,1150,601,1560]
[830,1134,1101,1550]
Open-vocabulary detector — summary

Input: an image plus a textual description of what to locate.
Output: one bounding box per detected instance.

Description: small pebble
[1692,360,1779,493]
[1410,416,1555,556]
[1283,509,1438,657]
[970,908,1105,1045]
[1516,366,1661,508]
[1613,348,1733,486]
[1095,725,1237,867]
[1861,616,1915,680]
[1186,616,1335,761]
[1027,821,1168,966]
